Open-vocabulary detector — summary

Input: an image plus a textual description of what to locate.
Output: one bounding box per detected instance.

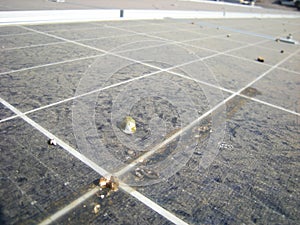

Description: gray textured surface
[0,17,300,225]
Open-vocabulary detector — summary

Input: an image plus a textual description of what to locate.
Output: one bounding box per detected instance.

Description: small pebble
[227,34,231,37]
[94,204,100,214]
[139,158,144,163]
[127,150,134,155]
[280,50,284,53]
[48,138,57,146]
[194,151,203,156]
[31,201,37,205]
[99,177,107,188]
[257,57,264,63]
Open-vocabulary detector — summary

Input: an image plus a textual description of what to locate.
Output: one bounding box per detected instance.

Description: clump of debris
[99,176,119,191]
[98,176,119,196]
[92,176,119,214]
[48,138,57,146]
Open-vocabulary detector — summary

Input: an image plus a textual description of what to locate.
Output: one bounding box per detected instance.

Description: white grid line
[0,41,65,51]
[0,31,33,37]
[22,24,111,33]
[239,94,300,116]
[0,54,103,76]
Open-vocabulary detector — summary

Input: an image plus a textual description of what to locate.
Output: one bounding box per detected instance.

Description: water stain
[227,87,262,120]
[241,87,262,98]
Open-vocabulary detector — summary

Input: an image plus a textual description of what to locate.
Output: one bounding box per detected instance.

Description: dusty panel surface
[0,17,299,225]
